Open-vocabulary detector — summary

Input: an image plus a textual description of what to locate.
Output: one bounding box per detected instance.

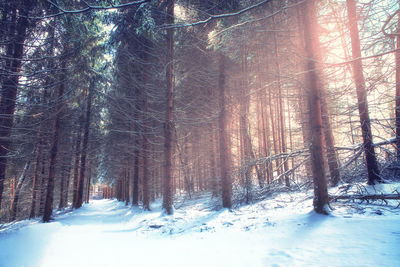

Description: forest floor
[0,182,399,267]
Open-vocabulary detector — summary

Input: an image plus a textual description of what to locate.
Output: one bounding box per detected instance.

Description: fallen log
[330,194,400,202]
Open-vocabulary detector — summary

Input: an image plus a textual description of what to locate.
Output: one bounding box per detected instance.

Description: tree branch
[160,0,273,29]
[30,0,149,19]
[382,9,400,37]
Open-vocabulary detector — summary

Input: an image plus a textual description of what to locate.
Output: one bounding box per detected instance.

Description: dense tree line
[0,0,398,222]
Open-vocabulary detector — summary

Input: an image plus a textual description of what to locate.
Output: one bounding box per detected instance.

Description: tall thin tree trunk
[30,114,46,218]
[75,80,93,209]
[59,135,72,209]
[346,0,381,185]
[38,153,47,216]
[10,160,31,221]
[286,86,294,172]
[43,60,66,222]
[72,123,82,207]
[85,160,91,203]
[302,0,329,214]
[132,124,140,206]
[29,143,41,219]
[141,43,150,210]
[395,10,400,160]
[210,123,218,197]
[218,53,232,209]
[162,0,174,215]
[320,94,340,186]
[125,169,130,205]
[142,119,150,210]
[272,24,289,187]
[269,88,280,179]
[61,155,72,208]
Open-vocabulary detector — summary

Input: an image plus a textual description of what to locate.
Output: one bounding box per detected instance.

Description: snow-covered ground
[0,184,399,267]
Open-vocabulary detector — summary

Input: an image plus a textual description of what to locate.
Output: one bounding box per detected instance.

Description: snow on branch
[31,0,150,19]
[160,0,273,29]
[330,193,400,208]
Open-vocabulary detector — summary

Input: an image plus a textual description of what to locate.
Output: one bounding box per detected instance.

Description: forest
[0,1,400,264]
[1,0,400,265]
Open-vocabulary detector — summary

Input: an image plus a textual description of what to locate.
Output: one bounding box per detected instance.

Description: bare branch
[30,0,149,19]
[160,0,273,29]
[382,9,400,37]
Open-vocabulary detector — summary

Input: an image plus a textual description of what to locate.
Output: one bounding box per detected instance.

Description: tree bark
[218,53,232,209]
[142,122,150,210]
[30,108,47,218]
[346,0,381,185]
[75,79,93,209]
[85,160,91,203]
[38,152,48,216]
[10,161,31,221]
[162,0,175,215]
[72,123,82,207]
[43,60,66,222]
[59,136,72,209]
[320,93,340,186]
[132,122,140,206]
[302,0,329,214]
[396,9,400,160]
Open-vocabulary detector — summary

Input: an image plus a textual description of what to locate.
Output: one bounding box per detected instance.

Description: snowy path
[0,197,399,267]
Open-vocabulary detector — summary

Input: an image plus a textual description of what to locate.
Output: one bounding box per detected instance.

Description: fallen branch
[330,194,400,203]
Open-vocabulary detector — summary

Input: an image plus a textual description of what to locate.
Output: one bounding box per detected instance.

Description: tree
[218,53,232,209]
[301,0,329,214]
[346,0,382,185]
[43,53,66,222]
[75,78,94,209]
[395,8,400,160]
[162,0,175,215]
[10,161,31,221]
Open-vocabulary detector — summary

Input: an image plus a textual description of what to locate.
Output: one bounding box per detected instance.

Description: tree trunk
[209,123,218,196]
[85,160,91,203]
[0,0,33,208]
[396,10,400,160]
[346,0,381,185]
[142,122,150,210]
[59,136,72,209]
[38,153,47,216]
[75,79,93,209]
[30,114,46,218]
[320,93,341,186]
[43,61,66,222]
[125,169,130,205]
[302,0,329,214]
[269,86,280,179]
[10,161,31,221]
[218,53,232,209]
[272,22,290,187]
[132,129,140,206]
[162,0,174,215]
[72,124,82,207]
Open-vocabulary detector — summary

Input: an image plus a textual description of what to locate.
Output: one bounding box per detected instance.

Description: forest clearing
[1,0,400,266]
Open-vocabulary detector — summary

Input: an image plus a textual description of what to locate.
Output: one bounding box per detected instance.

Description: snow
[0,185,400,267]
